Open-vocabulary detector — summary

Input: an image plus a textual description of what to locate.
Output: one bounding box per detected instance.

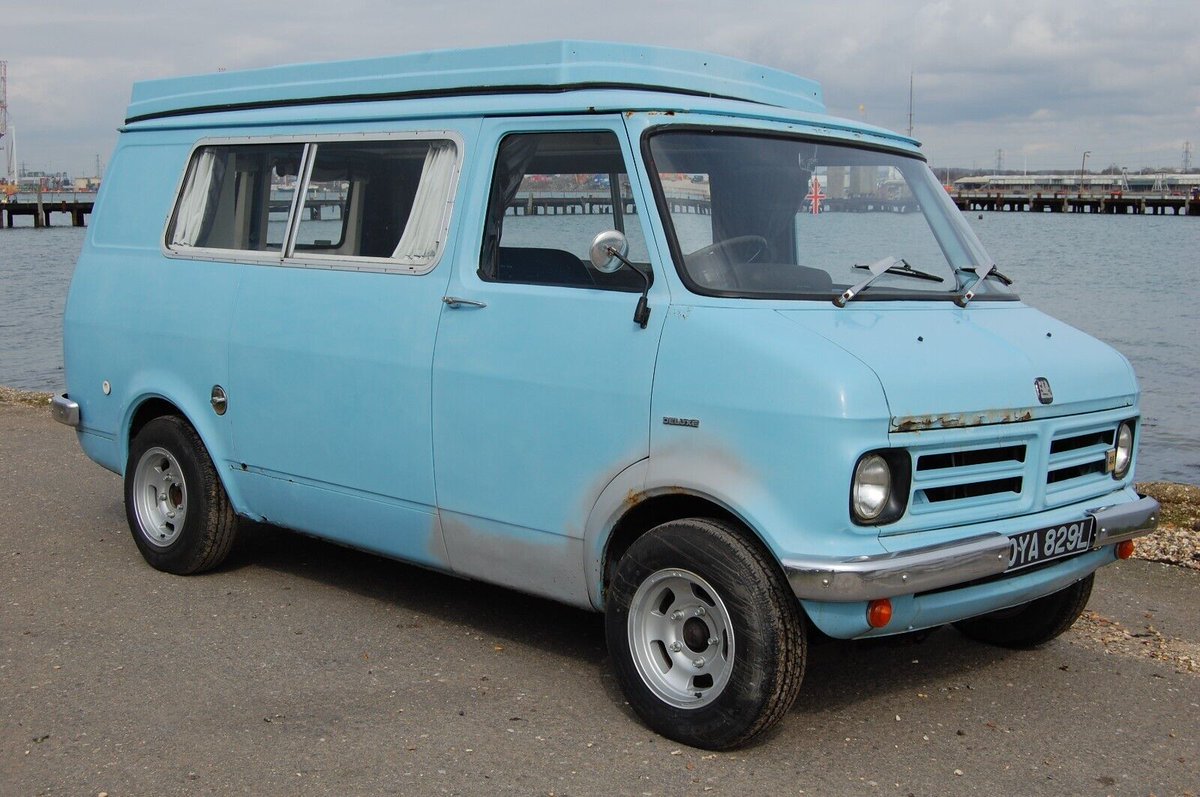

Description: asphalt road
[2,401,1197,796]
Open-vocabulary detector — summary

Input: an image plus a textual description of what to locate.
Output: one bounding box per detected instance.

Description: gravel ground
[2,396,1197,795]
[0,387,52,408]
[1135,482,1200,571]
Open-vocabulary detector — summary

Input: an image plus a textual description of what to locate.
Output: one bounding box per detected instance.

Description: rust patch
[891,407,1036,433]
[623,488,641,510]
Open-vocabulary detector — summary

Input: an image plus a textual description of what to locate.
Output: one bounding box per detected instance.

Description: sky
[3,0,1197,178]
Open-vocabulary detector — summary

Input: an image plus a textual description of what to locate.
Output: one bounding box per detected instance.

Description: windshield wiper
[835,256,940,307]
[852,259,944,283]
[954,264,1013,307]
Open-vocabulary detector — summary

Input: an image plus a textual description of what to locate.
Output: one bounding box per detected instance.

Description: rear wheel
[605,518,805,749]
[953,574,1094,649]
[124,416,239,574]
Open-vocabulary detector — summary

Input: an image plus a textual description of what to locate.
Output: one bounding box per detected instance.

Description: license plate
[1006,518,1096,572]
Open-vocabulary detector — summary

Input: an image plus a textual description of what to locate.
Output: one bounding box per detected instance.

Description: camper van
[54,41,1158,749]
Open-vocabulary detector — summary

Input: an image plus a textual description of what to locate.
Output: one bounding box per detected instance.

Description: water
[1,213,1195,483]
[0,224,82,392]
[965,213,1199,485]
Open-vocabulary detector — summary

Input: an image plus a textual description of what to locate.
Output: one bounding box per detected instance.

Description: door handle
[443,296,487,309]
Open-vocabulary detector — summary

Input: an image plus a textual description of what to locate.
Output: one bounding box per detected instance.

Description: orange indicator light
[1116,540,1135,560]
[866,598,893,629]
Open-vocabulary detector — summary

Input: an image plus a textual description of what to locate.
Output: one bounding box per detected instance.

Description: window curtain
[391,141,457,262]
[478,135,540,276]
[170,149,225,247]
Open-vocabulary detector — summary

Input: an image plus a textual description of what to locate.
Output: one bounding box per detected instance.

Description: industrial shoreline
[4,385,1196,572]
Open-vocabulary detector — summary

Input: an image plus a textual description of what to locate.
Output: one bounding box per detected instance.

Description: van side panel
[225,263,455,568]
[65,137,241,488]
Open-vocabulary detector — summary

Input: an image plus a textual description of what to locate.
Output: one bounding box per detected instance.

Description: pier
[953,192,1199,216]
[506,192,642,217]
[2,193,95,228]
[5,189,1197,230]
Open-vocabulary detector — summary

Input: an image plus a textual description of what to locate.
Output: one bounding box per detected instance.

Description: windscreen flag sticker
[805,175,826,215]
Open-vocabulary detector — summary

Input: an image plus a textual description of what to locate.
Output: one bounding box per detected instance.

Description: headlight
[852,453,892,522]
[1112,421,1134,479]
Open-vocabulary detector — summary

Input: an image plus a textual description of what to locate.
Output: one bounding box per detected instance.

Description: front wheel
[605,518,805,750]
[953,574,1094,649]
[124,416,239,574]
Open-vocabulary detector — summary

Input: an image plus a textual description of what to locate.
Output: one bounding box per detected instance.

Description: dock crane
[1,60,14,183]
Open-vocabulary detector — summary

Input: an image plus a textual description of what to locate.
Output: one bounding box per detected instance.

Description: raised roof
[125,40,825,123]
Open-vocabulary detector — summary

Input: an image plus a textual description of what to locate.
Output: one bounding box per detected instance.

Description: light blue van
[54,41,1158,749]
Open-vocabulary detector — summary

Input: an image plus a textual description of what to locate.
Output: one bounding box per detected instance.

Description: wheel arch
[585,463,790,612]
[603,491,745,583]
[121,392,249,517]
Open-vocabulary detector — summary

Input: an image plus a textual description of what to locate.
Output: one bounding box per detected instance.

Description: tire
[605,518,806,750]
[953,574,1094,649]
[124,415,239,574]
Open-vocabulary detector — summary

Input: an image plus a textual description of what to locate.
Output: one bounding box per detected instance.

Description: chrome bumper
[50,393,80,428]
[1089,496,1160,545]
[783,495,1160,602]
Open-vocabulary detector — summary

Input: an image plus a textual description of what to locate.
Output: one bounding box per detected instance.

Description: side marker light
[1116,540,1135,560]
[867,598,893,629]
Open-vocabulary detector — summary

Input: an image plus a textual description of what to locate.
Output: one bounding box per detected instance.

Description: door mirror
[589,230,628,274]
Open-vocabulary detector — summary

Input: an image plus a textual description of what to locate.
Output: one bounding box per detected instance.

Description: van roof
[125,40,825,123]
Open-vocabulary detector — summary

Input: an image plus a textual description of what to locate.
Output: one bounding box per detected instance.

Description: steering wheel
[686,235,768,264]
[684,235,769,290]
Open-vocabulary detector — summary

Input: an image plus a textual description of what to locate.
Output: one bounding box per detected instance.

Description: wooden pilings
[1,199,93,228]
[954,193,1197,217]
[505,195,643,216]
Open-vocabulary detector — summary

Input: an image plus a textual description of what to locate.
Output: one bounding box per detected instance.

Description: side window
[294,139,457,265]
[479,131,650,291]
[169,143,303,252]
[167,136,459,273]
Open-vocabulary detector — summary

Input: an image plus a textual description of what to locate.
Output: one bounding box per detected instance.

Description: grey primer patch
[663,416,700,428]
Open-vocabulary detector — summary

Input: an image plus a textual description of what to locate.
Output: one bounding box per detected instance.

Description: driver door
[431,118,668,605]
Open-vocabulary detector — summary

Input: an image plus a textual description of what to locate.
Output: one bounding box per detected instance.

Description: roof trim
[125,40,825,123]
[126,81,777,125]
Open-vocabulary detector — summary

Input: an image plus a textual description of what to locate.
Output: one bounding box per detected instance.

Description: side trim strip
[124,82,762,125]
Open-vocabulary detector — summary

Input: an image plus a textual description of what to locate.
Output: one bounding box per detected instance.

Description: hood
[776,302,1137,431]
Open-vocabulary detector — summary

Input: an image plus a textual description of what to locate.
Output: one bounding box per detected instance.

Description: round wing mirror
[589,230,628,274]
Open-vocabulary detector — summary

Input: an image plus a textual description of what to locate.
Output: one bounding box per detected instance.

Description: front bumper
[782,495,1159,601]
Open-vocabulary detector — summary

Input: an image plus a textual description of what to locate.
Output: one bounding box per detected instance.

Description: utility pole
[906,72,914,138]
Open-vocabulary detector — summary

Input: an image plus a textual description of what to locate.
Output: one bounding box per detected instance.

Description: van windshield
[646,130,1012,302]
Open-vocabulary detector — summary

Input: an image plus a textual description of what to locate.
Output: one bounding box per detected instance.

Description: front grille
[1046,425,1116,495]
[922,476,1023,503]
[908,441,1030,515]
[917,444,1026,471]
[1050,430,1113,455]
[890,413,1133,534]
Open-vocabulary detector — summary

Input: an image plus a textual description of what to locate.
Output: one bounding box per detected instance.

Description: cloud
[3,0,1196,175]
